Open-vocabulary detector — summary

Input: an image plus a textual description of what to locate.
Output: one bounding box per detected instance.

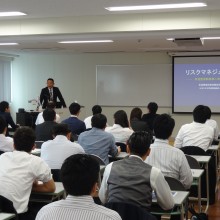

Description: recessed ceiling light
[105,3,207,11]
[58,40,113,43]
[201,37,220,40]
[0,12,26,17]
[0,43,18,45]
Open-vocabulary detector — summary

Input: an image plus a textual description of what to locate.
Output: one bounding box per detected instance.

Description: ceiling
[1,0,220,54]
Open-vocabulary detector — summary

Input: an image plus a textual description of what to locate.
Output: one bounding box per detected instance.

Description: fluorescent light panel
[106,3,207,11]
[58,40,113,43]
[202,37,220,40]
[0,43,18,45]
[0,12,26,16]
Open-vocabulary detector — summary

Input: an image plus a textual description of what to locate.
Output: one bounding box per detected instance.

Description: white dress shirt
[84,115,93,129]
[105,124,133,144]
[0,151,52,213]
[174,121,214,151]
[146,139,193,189]
[205,119,219,140]
[0,134,14,152]
[36,195,122,220]
[99,155,174,210]
[35,112,61,125]
[41,135,85,169]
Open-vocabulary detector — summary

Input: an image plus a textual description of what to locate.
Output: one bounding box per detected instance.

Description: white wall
[10,51,220,136]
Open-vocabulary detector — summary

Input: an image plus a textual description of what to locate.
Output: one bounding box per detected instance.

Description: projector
[173,38,204,47]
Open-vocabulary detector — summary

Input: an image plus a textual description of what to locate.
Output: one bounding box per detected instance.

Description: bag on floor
[189,207,208,220]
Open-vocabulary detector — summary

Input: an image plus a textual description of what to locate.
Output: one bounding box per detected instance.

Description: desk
[191,155,211,213]
[30,182,65,203]
[0,213,16,220]
[113,152,129,159]
[191,169,204,212]
[31,148,41,156]
[151,191,189,220]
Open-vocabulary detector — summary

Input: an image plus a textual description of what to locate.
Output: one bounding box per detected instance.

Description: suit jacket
[0,112,18,136]
[35,121,58,141]
[40,86,66,109]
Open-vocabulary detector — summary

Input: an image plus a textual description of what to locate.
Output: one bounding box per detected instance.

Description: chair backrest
[51,169,61,182]
[90,154,105,165]
[164,176,185,191]
[105,202,157,220]
[0,150,5,155]
[0,195,18,219]
[35,141,44,149]
[180,146,206,156]
[185,154,200,169]
[115,142,127,152]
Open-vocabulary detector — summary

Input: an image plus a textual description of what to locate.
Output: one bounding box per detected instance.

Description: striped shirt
[36,195,122,220]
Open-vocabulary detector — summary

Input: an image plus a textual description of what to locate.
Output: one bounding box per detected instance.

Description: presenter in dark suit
[40,78,66,109]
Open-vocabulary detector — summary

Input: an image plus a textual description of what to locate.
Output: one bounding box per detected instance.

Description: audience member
[36,154,122,220]
[142,102,159,132]
[62,102,86,136]
[35,108,58,141]
[174,105,214,151]
[146,114,193,189]
[106,110,133,144]
[0,116,13,152]
[41,124,84,169]
[130,107,149,132]
[84,105,102,129]
[0,101,19,136]
[35,102,60,125]
[78,114,120,165]
[99,131,174,212]
[0,127,55,220]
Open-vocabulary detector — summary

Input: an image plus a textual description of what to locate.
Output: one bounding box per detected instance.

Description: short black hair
[193,105,207,123]
[154,114,175,140]
[0,116,7,134]
[47,78,54,83]
[61,154,99,196]
[114,110,129,128]
[204,106,211,120]
[53,124,71,136]
[147,102,158,114]
[46,102,56,109]
[130,107,142,121]
[0,101,9,112]
[69,103,81,115]
[13,127,36,152]
[92,105,102,115]
[91,113,107,129]
[43,108,56,121]
[127,131,152,157]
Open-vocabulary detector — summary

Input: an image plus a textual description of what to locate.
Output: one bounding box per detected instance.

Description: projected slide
[173,56,220,113]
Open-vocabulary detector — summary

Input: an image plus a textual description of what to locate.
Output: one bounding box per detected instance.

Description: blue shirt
[78,128,118,165]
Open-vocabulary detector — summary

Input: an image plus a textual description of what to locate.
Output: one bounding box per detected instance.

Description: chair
[115,142,127,152]
[180,146,206,156]
[164,176,185,191]
[51,169,61,182]
[185,155,200,169]
[35,141,44,149]
[0,150,5,155]
[105,202,157,220]
[0,195,18,219]
[90,154,105,165]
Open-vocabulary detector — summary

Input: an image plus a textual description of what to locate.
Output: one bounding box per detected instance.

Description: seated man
[146,114,193,189]
[35,108,58,141]
[0,127,55,220]
[0,116,14,152]
[84,105,102,129]
[0,101,19,136]
[62,102,86,136]
[78,114,120,165]
[41,124,85,169]
[99,131,174,212]
[36,154,122,220]
[174,105,214,151]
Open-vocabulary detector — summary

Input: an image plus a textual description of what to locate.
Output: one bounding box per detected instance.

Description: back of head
[127,131,152,157]
[193,105,207,123]
[53,124,70,136]
[147,102,158,114]
[130,107,142,121]
[61,154,99,196]
[43,108,56,121]
[154,114,175,140]
[91,113,107,129]
[13,127,36,152]
[69,102,81,115]
[46,102,56,109]
[0,116,7,134]
[114,110,129,128]
[204,106,211,120]
[0,101,9,112]
[92,105,102,115]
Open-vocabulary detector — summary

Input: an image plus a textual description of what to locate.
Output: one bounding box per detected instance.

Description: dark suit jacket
[62,117,86,135]
[141,113,159,131]
[35,121,58,141]
[0,112,18,136]
[40,86,66,109]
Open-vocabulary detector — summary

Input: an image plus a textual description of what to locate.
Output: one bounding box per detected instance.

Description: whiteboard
[96,65,172,107]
